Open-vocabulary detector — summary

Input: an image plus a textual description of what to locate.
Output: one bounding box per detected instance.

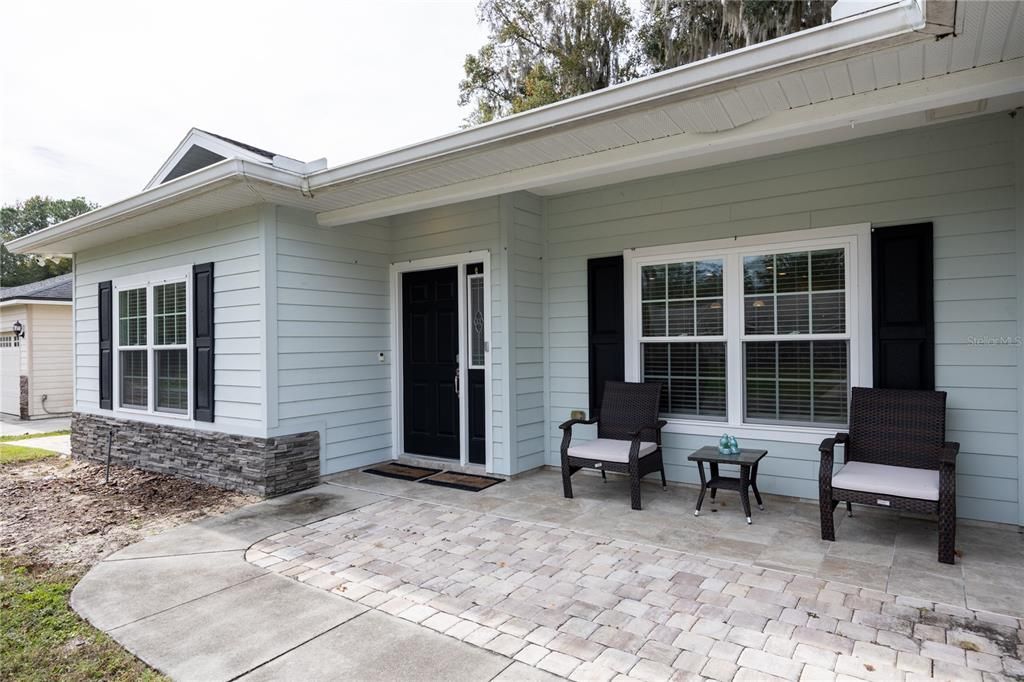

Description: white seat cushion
[567,438,657,463]
[831,461,939,501]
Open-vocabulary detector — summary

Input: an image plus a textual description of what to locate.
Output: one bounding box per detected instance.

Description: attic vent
[162,146,227,184]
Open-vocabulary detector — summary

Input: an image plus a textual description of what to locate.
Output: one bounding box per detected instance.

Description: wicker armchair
[819,387,959,564]
[559,381,667,510]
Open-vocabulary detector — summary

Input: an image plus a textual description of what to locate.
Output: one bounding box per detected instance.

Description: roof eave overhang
[7,159,305,255]
[316,61,1024,225]
[307,0,932,196]
[0,298,72,307]
[9,0,949,253]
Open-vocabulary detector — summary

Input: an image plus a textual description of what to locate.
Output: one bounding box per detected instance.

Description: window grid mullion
[806,252,814,335]
[695,345,702,416]
[773,341,780,422]
[771,254,778,336]
[666,343,673,412]
[810,340,816,423]
[726,252,743,426]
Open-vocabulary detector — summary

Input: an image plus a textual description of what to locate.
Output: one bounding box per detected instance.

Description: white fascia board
[317,60,1024,226]
[0,299,72,308]
[307,0,926,194]
[7,159,305,255]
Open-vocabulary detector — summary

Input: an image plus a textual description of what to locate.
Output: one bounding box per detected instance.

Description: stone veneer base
[70,412,320,497]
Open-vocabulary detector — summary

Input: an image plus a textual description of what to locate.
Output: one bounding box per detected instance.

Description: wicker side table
[687,446,768,524]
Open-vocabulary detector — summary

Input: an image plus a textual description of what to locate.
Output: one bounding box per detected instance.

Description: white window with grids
[639,259,727,420]
[625,225,871,437]
[114,270,190,417]
[742,248,849,425]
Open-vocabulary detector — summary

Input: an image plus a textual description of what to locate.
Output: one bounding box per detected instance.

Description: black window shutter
[98,281,113,410]
[871,223,934,390]
[193,262,215,422]
[587,255,625,417]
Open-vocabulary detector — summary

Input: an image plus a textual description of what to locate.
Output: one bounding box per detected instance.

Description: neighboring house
[0,274,74,419]
[8,1,1024,522]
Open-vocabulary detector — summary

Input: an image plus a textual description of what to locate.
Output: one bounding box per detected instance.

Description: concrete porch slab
[253,483,385,525]
[111,573,366,681]
[239,609,510,682]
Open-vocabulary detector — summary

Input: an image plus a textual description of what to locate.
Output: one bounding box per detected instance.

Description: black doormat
[363,463,442,482]
[419,471,505,492]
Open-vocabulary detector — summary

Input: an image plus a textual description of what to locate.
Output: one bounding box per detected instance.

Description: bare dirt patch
[1,456,256,567]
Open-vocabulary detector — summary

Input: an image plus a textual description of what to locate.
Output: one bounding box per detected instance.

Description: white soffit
[312,0,1020,225]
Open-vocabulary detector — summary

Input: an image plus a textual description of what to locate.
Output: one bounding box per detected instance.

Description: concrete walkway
[0,413,70,437]
[3,434,71,454]
[72,484,548,682]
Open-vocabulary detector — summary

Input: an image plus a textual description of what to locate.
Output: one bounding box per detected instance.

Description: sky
[0,1,491,206]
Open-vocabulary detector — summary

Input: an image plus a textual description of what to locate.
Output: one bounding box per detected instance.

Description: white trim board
[111,265,194,423]
[623,223,873,444]
[259,205,279,432]
[0,299,72,308]
[1014,114,1024,527]
[389,250,493,472]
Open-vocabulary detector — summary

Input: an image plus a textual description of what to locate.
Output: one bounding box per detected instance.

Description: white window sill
[114,406,192,422]
[661,419,843,445]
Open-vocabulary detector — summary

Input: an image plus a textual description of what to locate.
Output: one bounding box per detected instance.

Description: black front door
[403,267,460,459]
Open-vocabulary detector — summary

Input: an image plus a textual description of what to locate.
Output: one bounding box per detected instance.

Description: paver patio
[324,468,1024,619]
[71,470,1024,681]
[252,471,1024,682]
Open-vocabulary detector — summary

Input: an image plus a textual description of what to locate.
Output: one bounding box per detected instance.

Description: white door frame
[389,251,492,470]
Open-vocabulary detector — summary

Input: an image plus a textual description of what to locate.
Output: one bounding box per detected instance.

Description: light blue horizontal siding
[272,207,392,473]
[272,199,508,474]
[543,114,1019,524]
[506,192,546,474]
[391,198,508,474]
[74,206,265,433]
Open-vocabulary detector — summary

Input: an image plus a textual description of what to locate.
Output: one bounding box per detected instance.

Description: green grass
[0,558,166,681]
[0,430,71,443]
[0,444,58,464]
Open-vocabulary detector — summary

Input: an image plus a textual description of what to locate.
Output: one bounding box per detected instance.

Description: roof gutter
[7,159,305,255]
[0,299,72,307]
[305,0,929,194]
